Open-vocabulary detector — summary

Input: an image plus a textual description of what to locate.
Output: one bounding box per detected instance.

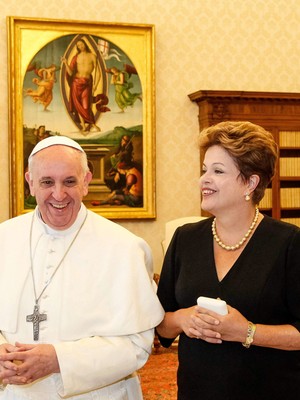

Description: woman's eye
[215,169,224,174]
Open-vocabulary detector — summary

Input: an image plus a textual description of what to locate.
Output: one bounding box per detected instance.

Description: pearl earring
[245,193,250,201]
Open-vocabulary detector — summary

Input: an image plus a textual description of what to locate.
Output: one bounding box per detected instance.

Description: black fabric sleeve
[285,228,300,332]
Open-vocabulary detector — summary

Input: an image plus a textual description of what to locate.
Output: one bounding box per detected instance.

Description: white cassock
[0,205,164,399]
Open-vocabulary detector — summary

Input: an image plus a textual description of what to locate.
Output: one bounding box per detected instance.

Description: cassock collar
[34,204,87,237]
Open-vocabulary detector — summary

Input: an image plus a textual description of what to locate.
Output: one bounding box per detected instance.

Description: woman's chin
[200,201,213,214]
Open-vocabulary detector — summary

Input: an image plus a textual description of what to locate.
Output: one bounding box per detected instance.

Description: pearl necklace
[212,207,259,251]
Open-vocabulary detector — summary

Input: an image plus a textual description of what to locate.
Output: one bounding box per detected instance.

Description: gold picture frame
[7,16,156,220]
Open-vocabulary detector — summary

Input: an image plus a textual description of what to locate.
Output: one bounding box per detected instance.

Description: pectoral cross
[26,303,47,341]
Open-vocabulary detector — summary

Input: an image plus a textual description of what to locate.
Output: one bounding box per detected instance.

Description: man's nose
[52,184,66,200]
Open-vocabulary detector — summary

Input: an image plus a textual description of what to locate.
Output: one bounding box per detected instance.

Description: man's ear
[25,171,35,196]
[83,171,93,196]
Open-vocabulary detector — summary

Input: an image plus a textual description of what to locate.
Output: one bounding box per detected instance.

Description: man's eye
[40,180,53,187]
[64,179,77,187]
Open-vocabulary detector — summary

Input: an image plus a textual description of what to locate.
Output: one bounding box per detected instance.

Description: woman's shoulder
[260,214,300,241]
[178,217,213,232]
[262,214,300,231]
[174,217,213,243]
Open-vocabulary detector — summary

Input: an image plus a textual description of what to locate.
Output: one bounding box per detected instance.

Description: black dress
[157,216,300,400]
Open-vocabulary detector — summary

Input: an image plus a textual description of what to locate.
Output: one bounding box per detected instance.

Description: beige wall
[1,0,299,272]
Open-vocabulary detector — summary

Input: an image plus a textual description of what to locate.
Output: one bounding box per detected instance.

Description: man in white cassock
[0,136,164,399]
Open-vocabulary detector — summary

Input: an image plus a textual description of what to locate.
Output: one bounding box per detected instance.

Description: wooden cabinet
[188,90,300,226]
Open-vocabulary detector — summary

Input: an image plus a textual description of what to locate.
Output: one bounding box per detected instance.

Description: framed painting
[7,16,156,219]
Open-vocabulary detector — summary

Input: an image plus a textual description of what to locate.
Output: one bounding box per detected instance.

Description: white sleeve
[53,328,154,398]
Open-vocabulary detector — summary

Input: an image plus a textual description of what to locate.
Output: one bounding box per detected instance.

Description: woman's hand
[176,306,205,338]
[157,306,211,339]
[189,305,249,344]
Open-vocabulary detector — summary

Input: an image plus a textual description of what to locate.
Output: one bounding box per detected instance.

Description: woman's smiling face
[199,145,248,215]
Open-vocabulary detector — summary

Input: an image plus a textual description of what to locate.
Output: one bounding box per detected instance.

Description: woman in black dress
[156,121,300,400]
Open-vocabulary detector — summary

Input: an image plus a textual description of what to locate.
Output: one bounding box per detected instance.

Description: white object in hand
[197,296,228,315]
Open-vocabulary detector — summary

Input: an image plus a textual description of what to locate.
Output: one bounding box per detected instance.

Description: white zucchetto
[29,135,84,160]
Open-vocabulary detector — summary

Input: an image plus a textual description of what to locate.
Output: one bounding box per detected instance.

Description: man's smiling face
[25,145,92,230]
